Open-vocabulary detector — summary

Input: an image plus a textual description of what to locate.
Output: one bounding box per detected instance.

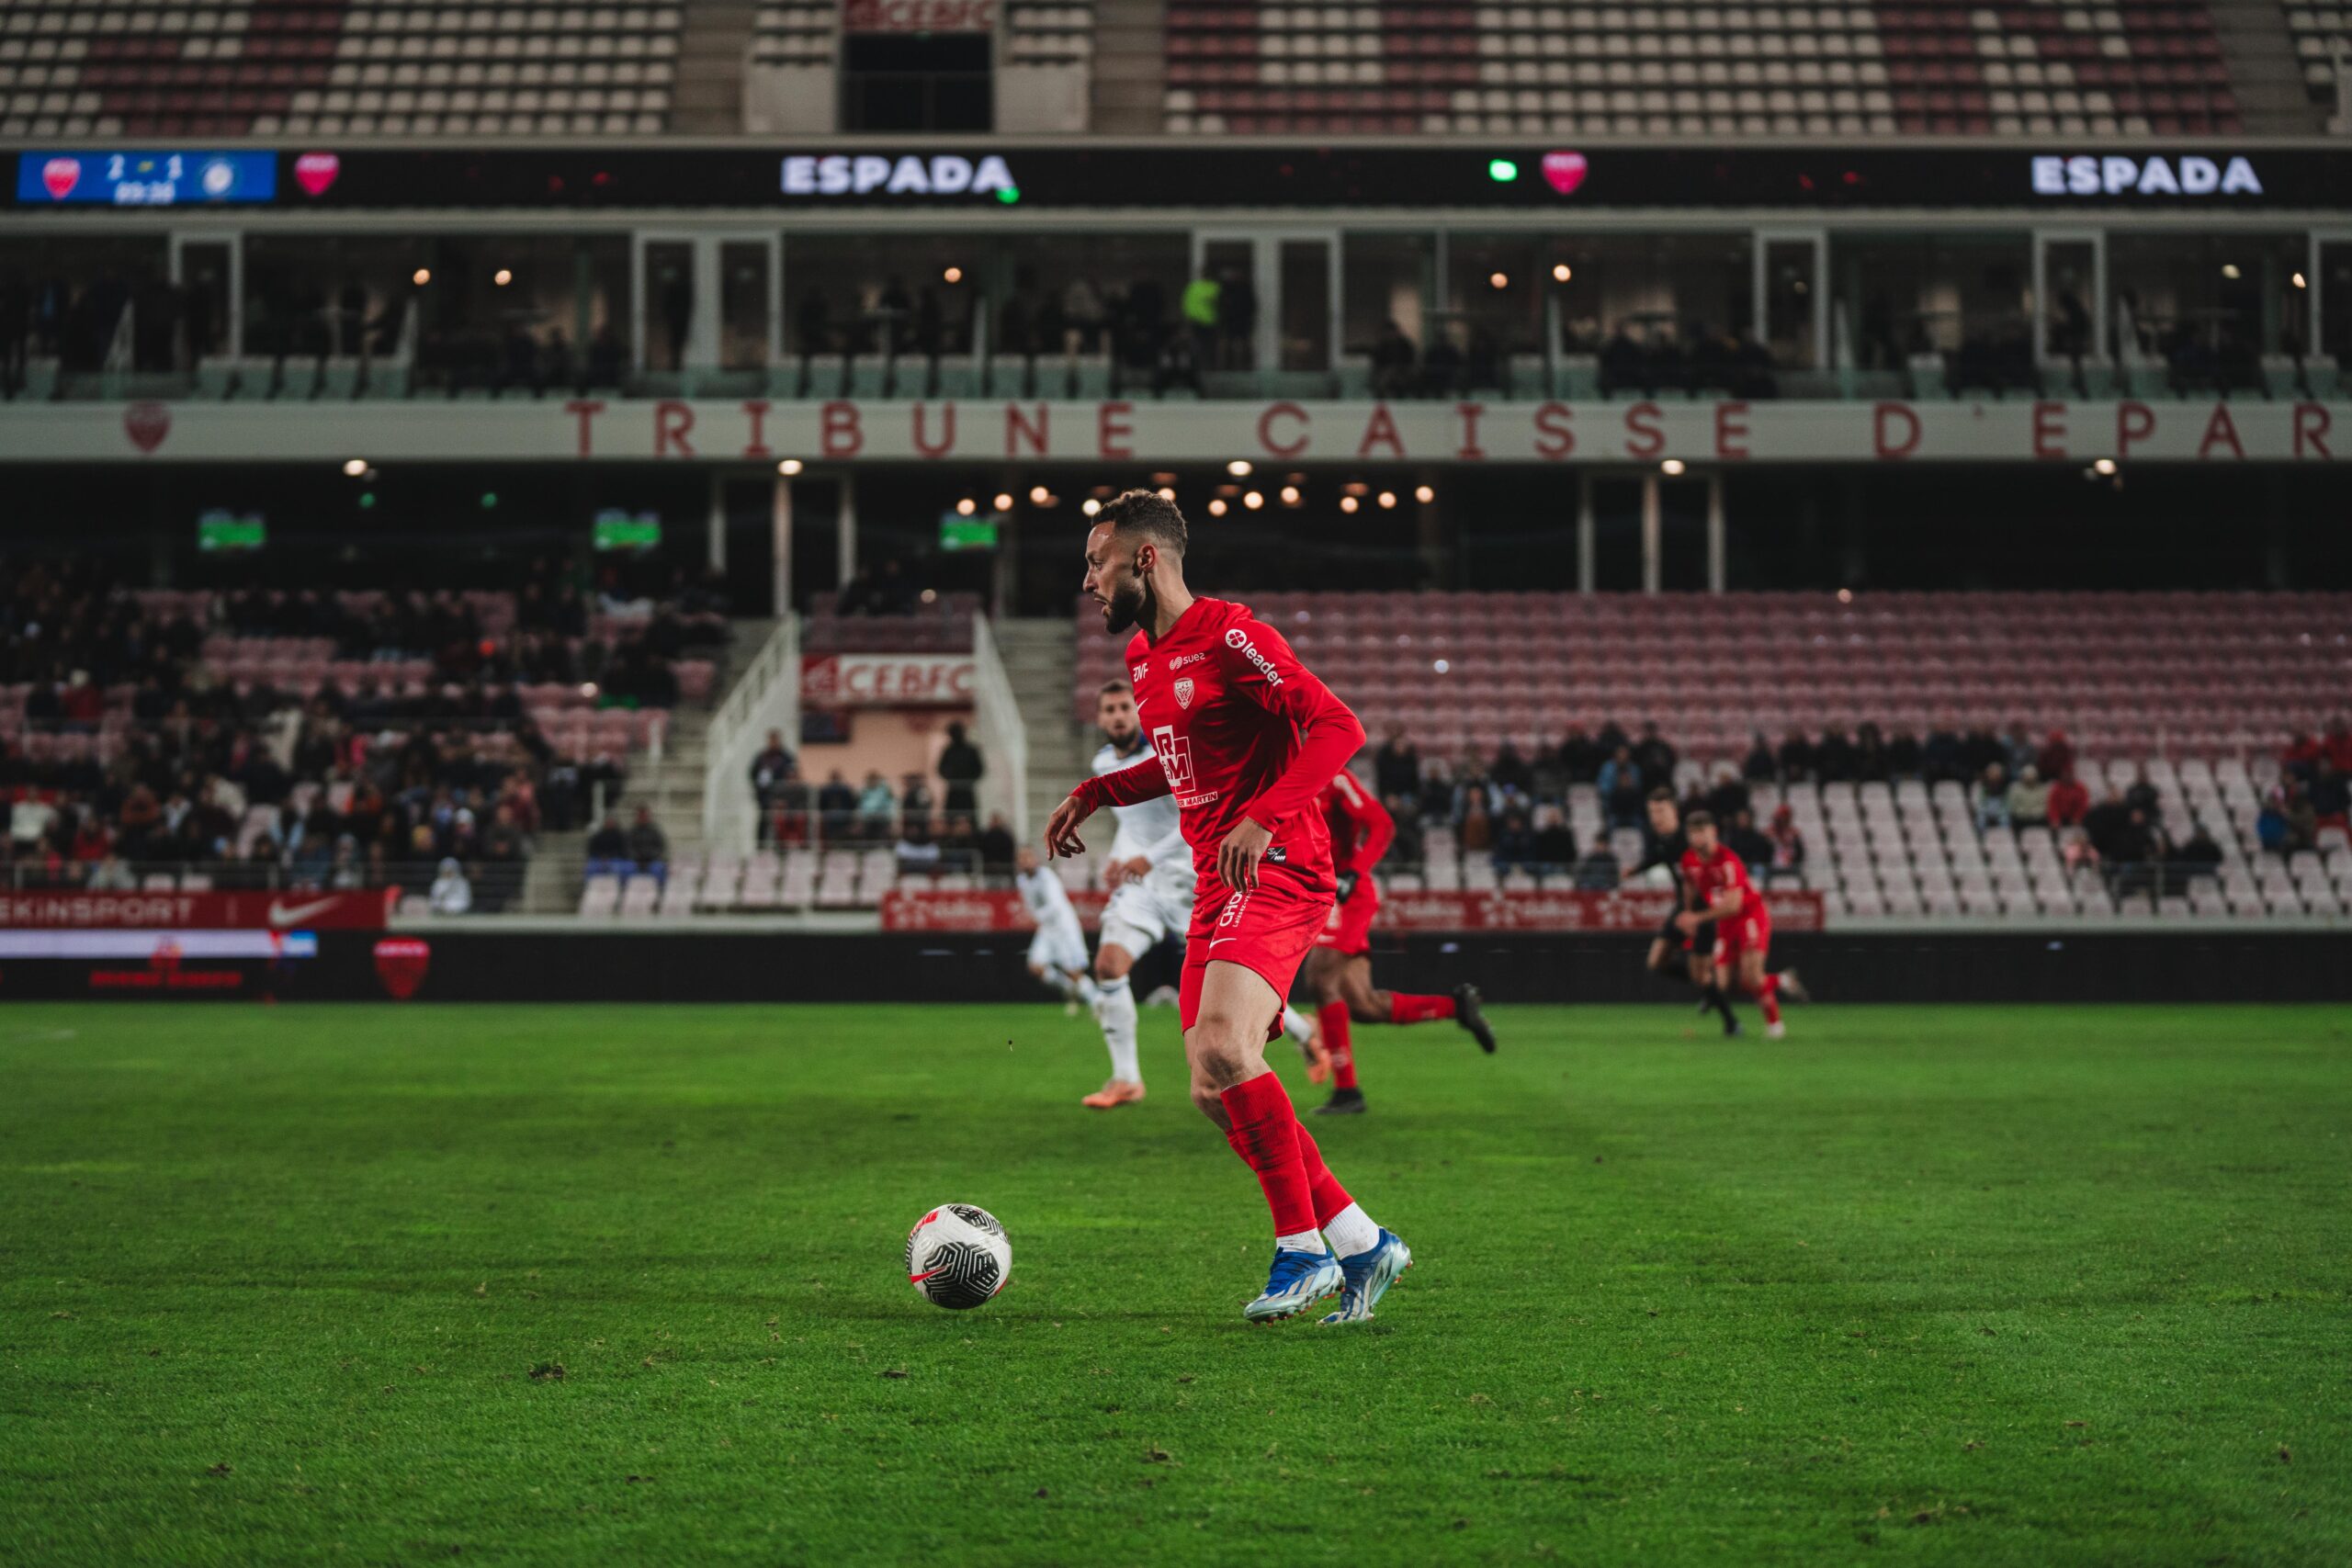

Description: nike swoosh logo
[1209,937,1237,947]
[268,897,342,926]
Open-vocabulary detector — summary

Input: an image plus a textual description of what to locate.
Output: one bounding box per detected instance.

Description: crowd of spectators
[1,554,724,908]
[746,722,1012,875]
[1359,714,2324,902]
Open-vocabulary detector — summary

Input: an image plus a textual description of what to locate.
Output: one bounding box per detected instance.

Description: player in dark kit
[1046,489,1411,1325]
[1629,785,1742,1035]
[1301,768,1496,1115]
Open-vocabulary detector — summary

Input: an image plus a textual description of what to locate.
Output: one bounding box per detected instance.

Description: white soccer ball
[904,1203,1012,1310]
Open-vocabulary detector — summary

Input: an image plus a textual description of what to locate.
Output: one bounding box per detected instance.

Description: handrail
[701,613,801,856]
[970,613,1030,842]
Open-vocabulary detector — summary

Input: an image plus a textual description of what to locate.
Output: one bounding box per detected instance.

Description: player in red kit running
[1676,810,1808,1039]
[1302,769,1496,1115]
[1045,490,1410,1325]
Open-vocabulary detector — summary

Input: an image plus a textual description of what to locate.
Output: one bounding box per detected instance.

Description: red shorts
[1314,875,1380,957]
[1176,862,1335,1035]
[1712,904,1771,964]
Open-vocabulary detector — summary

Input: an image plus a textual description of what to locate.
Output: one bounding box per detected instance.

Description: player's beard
[1101,572,1150,635]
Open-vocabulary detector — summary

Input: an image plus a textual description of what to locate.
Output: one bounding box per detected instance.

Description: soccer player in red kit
[1675,810,1806,1039]
[1302,769,1497,1115]
[1045,490,1411,1325]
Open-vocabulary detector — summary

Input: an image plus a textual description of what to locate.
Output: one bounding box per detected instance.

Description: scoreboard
[15,150,277,207]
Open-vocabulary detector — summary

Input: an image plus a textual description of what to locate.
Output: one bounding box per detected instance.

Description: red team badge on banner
[123,401,170,454]
[373,938,431,999]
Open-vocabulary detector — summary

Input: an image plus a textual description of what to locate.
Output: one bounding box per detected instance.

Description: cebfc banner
[879,886,1824,932]
[0,888,397,931]
[801,653,977,707]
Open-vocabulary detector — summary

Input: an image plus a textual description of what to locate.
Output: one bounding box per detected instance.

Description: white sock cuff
[1321,1201,1380,1259]
[1274,1229,1326,1254]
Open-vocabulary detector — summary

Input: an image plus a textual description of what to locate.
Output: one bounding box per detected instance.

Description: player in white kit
[1015,845,1097,1011]
[1079,680,1316,1109]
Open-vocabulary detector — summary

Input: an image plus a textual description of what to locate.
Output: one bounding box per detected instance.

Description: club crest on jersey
[1173,678,1194,709]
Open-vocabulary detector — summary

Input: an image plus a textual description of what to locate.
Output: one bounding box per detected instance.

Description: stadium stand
[0,1,683,140]
[1162,1,2239,135]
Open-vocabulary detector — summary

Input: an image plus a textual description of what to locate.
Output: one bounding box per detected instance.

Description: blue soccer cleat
[1243,1247,1345,1323]
[1318,1230,1414,1325]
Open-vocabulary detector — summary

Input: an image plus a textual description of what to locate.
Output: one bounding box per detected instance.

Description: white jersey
[1091,739,1189,879]
[1015,863,1088,976]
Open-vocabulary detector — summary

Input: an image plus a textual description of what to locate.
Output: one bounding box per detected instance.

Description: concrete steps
[671,0,756,134]
[1089,0,1167,132]
[994,617,1089,833]
[2210,0,2324,132]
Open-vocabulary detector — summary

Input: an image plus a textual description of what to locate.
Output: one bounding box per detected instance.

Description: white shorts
[1099,866,1193,957]
[1026,918,1089,976]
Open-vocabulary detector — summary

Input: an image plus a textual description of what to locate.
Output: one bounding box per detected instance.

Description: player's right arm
[1047,760,1173,859]
[1326,772,1395,900]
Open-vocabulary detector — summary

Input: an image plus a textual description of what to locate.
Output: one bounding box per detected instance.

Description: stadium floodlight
[1552,263,1572,283]
[342,457,368,477]
[992,492,1014,513]
[1376,491,1397,509]
[778,458,804,476]
[1414,484,1435,503]
[1227,459,1252,477]
[1662,457,1687,476]
[1488,158,1518,182]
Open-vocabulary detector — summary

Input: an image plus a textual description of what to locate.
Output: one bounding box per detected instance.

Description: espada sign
[781,153,1017,198]
[2030,153,2262,197]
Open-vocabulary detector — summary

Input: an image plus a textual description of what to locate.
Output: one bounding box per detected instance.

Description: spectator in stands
[766,766,811,847]
[1853,722,1891,784]
[1921,721,1966,784]
[855,773,897,840]
[86,852,136,892]
[627,807,669,887]
[2035,729,2076,786]
[2005,765,2050,832]
[584,814,632,880]
[2109,807,2160,901]
[2046,766,2090,831]
[2256,789,2290,856]
[1975,762,2012,832]
[1704,766,1750,823]
[1530,803,1577,875]
[1633,722,1677,787]
[2280,781,2319,854]
[1416,761,1454,828]
[1374,724,1420,803]
[1815,728,1859,783]
[1491,740,1533,796]
[895,815,942,876]
[1573,833,1621,891]
[900,774,935,836]
[936,723,985,820]
[1776,728,1817,783]
[428,857,473,916]
[977,813,1016,875]
[1181,269,1221,367]
[329,835,368,893]
[1886,728,1922,779]
[1764,804,1807,882]
[2308,757,2349,832]
[1598,745,1644,829]
[1491,804,1535,874]
[1371,320,1417,399]
[1457,789,1494,853]
[2170,823,2222,882]
[1726,807,1775,872]
[2082,787,2133,866]
[1740,732,1778,784]
[817,771,856,840]
[2122,765,2162,820]
[1556,728,1603,784]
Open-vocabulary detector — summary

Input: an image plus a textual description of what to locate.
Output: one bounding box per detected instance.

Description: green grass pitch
[2,1001,2347,1566]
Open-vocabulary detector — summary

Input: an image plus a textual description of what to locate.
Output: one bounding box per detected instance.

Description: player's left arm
[1049,758,1173,858]
[1328,771,1395,900]
[1222,615,1367,887]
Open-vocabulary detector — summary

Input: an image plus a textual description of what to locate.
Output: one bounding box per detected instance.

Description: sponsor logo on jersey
[1170,651,1208,670]
[1150,725,1195,793]
[1173,678,1194,709]
[1176,790,1221,807]
[1131,662,1148,682]
[1222,626,1283,686]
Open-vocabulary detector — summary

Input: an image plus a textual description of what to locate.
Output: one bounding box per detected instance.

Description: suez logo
[2030,153,2262,197]
[781,153,1016,198]
[1222,626,1283,686]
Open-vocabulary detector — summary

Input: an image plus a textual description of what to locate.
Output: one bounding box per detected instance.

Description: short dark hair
[1646,785,1676,804]
[1096,488,1188,558]
[1684,808,1716,831]
[1098,679,1132,697]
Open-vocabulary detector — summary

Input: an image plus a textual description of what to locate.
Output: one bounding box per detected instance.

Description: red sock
[1388,992,1456,1025]
[1748,972,1781,1025]
[1218,1072,1318,1236]
[1290,1122,1354,1228]
[1317,999,1357,1089]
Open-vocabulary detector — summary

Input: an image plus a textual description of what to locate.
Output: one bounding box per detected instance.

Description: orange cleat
[1302,1028,1333,1086]
[1080,1078,1147,1109]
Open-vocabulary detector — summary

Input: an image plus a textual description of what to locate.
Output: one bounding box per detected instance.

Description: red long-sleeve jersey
[1068,597,1365,890]
[1679,842,1758,917]
[1321,769,1394,876]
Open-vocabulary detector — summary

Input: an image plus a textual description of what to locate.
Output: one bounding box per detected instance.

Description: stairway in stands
[996,618,1091,836]
[2209,0,2326,131]
[672,0,758,132]
[1090,0,1168,132]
